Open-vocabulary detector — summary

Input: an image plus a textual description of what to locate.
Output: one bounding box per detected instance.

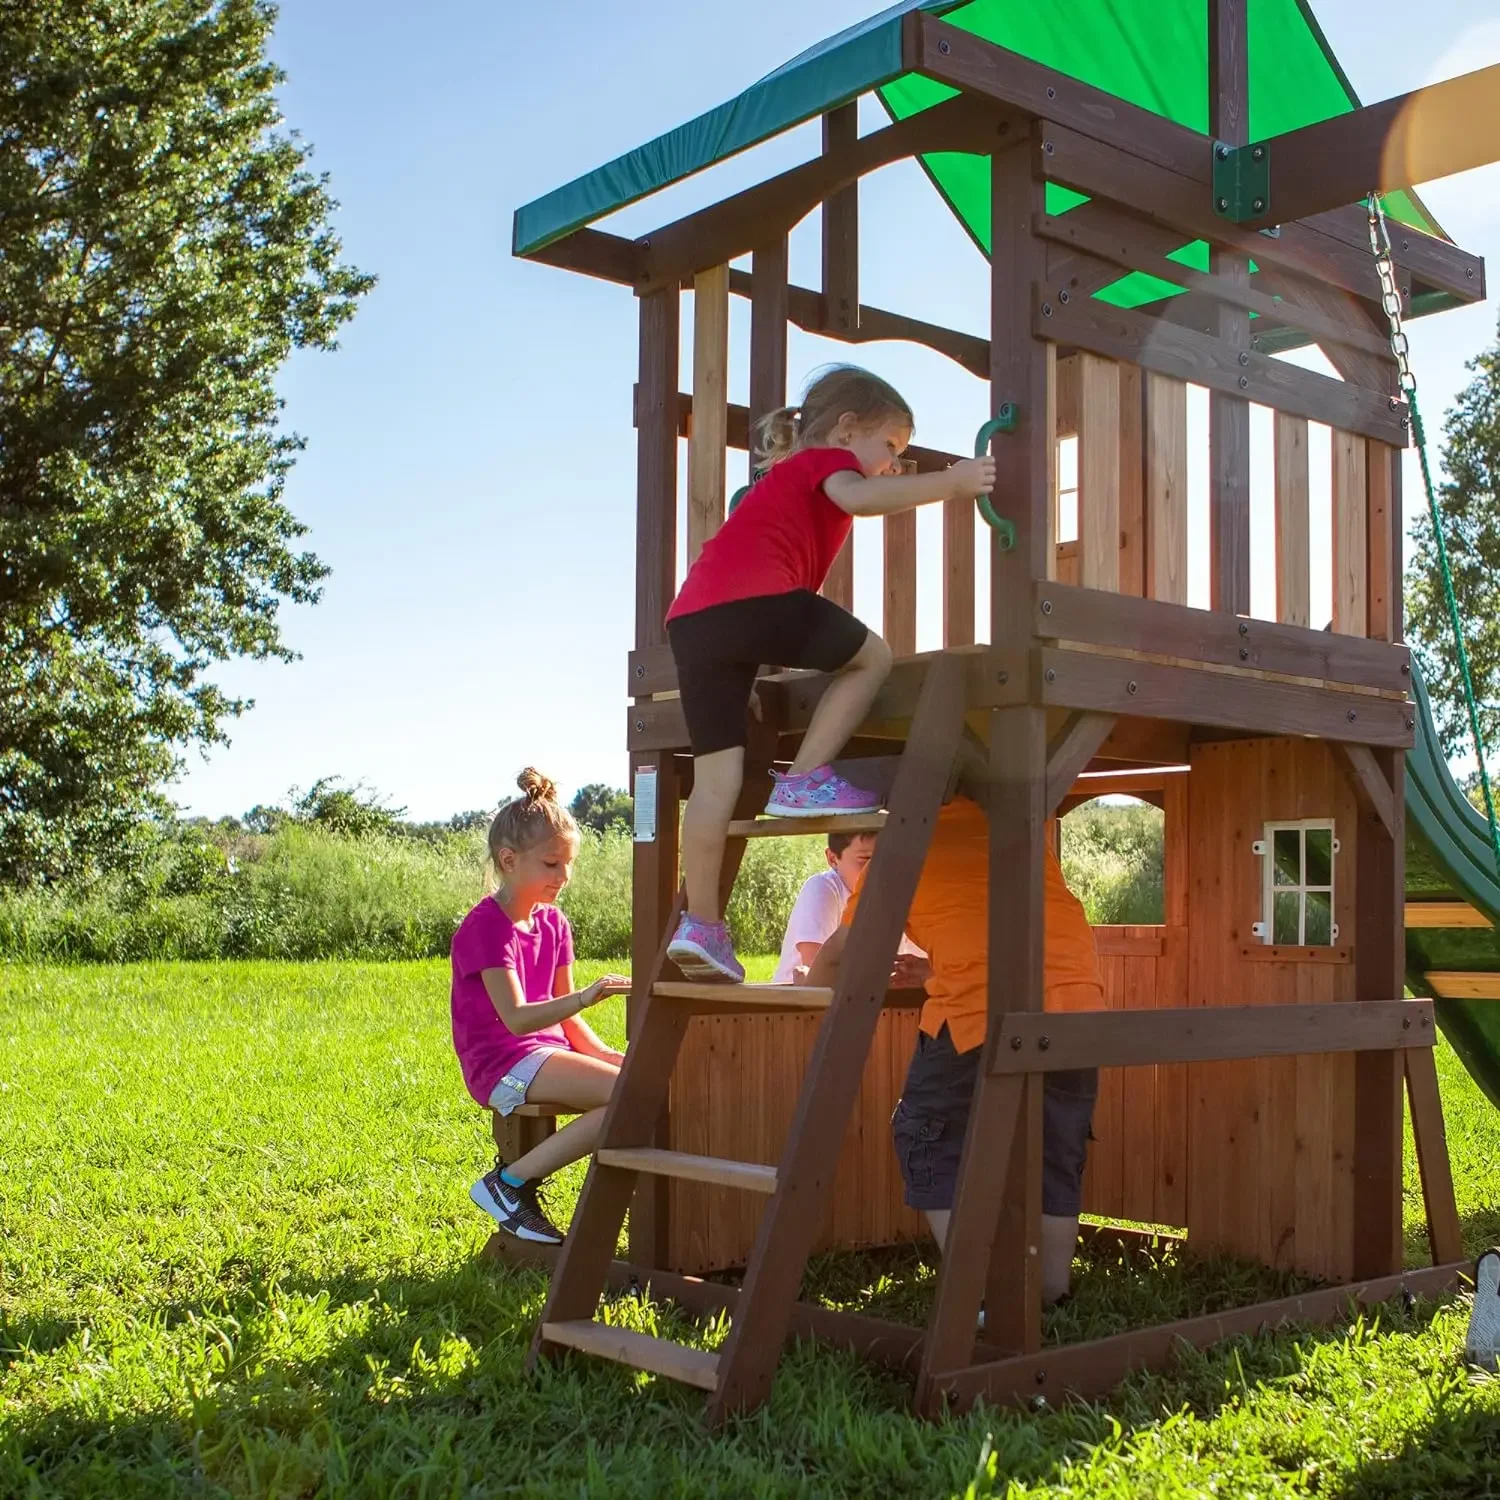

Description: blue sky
[174,0,1500,822]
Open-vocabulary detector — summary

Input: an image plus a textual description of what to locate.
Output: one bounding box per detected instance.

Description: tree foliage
[1405,316,1500,763]
[569,783,632,834]
[0,0,373,884]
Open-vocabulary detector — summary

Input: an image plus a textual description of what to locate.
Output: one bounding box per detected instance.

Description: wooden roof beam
[1229,64,1500,232]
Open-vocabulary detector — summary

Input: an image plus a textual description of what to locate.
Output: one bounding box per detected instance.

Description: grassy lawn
[1,960,1498,1498]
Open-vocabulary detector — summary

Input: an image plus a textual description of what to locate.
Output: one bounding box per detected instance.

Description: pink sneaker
[764,766,881,819]
[667,915,745,983]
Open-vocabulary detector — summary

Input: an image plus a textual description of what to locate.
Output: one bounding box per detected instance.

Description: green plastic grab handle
[973,405,1018,551]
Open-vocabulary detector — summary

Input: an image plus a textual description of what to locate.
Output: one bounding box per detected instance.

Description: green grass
[3,960,1499,1498]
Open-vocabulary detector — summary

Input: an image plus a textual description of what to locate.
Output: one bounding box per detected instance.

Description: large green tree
[0,0,372,885]
[1405,316,1500,764]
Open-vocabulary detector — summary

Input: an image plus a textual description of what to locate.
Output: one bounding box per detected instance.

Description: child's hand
[947,455,996,502]
[582,974,631,1008]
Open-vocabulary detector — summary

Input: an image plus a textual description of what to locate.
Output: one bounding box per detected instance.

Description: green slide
[1406,666,1500,1109]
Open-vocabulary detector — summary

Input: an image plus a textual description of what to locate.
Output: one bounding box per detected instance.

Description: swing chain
[1366,196,1416,399]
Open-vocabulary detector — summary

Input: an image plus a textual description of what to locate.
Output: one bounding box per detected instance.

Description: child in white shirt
[773,831,925,984]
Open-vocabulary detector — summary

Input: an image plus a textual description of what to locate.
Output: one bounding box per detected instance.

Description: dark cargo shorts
[891,1024,1097,1216]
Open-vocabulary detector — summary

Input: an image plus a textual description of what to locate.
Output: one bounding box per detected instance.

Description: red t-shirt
[665,447,861,623]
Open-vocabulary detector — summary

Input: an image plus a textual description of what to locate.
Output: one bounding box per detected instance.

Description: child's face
[828,834,878,891]
[497,832,579,907]
[837,414,912,478]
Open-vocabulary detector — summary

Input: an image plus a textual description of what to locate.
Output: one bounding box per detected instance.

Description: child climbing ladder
[664,365,994,983]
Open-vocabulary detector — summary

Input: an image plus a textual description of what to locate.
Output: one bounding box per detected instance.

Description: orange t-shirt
[842,797,1102,1054]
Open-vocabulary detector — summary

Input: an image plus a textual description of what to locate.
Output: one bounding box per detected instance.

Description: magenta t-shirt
[450,897,574,1106]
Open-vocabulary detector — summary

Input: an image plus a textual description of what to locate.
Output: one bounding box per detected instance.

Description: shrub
[1060,799,1164,925]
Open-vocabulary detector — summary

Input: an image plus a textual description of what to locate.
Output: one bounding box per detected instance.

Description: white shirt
[772,867,925,985]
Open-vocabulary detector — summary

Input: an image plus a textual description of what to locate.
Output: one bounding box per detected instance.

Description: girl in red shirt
[664,365,994,982]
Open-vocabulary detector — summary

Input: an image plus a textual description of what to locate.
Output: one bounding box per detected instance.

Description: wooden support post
[884,511,917,657]
[1332,430,1368,636]
[749,235,790,482]
[824,536,854,611]
[1208,0,1251,615]
[1044,711,1117,815]
[1405,1045,1465,1266]
[822,103,859,338]
[1145,373,1187,604]
[1118,362,1145,597]
[1078,352,1121,593]
[1367,442,1397,642]
[1275,413,1311,627]
[688,265,729,565]
[944,497,975,646]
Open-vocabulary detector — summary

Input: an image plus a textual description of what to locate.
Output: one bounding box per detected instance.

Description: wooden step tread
[727,812,887,838]
[541,1320,720,1390]
[1406,900,1492,929]
[597,1146,777,1193]
[1423,970,1500,1000]
[654,981,834,1010]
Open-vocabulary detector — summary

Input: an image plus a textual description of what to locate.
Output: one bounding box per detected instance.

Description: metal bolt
[1215,143,1230,160]
[1403,1017,1411,1030]
[1252,145,1265,162]
[1389,397,1400,411]
[1238,376,1249,390]
[1469,268,1476,279]
[1406,716,1416,730]
[1035,1369,1048,1385]
[1402,240,1409,252]
[1238,352,1250,366]
[1239,647,1249,661]
[1041,599,1053,615]
[1030,1394,1049,1413]
[1402,416,1411,429]
[1044,139,1055,155]
[1038,1036,1050,1050]
[1216,196,1229,212]
[1010,1035,1023,1051]
[1347,710,1357,723]
[1045,667,1056,684]
[1239,622,1249,635]
[1127,680,1138,695]
[1046,86,1056,100]
[997,669,1009,685]
[1059,288,1070,304]
[635,719,645,732]
[938,37,950,53]
[1401,661,1411,675]
[1252,198,1265,214]
[634,664,645,678]
[1042,302,1053,317]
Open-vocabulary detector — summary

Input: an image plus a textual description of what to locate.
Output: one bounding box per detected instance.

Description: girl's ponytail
[753,405,801,469]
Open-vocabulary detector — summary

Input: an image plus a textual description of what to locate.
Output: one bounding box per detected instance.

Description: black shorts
[666,591,869,756]
[891,1025,1098,1216]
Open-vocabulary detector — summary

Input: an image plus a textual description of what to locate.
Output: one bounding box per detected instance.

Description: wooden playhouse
[506,0,1498,1422]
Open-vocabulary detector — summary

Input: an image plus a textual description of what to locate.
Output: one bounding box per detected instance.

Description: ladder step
[654,981,834,1011]
[597,1146,778,1193]
[541,1320,721,1390]
[727,812,888,838]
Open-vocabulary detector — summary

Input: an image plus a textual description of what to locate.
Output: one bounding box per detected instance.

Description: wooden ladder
[527,654,966,1422]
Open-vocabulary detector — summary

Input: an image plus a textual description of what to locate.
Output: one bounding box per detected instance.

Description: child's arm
[480,965,628,1034]
[823,455,994,519]
[554,963,625,1064]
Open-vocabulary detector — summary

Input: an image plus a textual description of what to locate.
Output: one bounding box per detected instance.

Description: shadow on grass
[1328,1401,1500,1499]
[1,1236,1474,1499]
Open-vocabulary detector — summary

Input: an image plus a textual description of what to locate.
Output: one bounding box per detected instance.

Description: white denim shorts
[487,1047,561,1116]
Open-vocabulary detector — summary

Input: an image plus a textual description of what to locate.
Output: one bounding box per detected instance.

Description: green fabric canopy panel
[514,0,1445,294]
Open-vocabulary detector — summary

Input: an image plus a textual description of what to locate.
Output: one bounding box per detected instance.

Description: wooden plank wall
[1184,738,1360,1281]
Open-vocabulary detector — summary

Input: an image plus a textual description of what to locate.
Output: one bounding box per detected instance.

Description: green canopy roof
[514,0,1446,318]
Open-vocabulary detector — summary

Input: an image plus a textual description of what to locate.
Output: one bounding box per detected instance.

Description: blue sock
[499,1166,526,1188]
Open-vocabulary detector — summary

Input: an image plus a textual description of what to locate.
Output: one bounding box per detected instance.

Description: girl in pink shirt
[452,769,627,1244]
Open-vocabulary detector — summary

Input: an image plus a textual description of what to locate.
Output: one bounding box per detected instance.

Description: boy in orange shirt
[808,793,1101,1304]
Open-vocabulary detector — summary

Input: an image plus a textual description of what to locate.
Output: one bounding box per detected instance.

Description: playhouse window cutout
[1056,436,1079,544]
[1252,821,1338,945]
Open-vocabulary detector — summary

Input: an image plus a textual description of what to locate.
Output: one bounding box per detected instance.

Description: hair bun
[516,767,557,804]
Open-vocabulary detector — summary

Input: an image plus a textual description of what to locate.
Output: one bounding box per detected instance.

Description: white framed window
[1252,820,1338,945]
[1056,435,1079,543]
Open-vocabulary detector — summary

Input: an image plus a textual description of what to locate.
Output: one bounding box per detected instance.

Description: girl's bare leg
[681,745,743,922]
[788,632,893,775]
[508,1051,618,1179]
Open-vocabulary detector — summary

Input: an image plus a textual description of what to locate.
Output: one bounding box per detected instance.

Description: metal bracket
[1212,139,1270,222]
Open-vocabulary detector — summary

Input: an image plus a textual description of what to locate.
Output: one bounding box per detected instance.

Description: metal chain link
[1368,193,1500,881]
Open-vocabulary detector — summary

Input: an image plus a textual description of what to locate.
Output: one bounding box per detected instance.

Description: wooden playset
[506,0,1500,1423]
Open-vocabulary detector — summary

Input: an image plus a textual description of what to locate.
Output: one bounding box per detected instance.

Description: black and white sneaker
[1465,1247,1500,1372]
[471,1163,564,1244]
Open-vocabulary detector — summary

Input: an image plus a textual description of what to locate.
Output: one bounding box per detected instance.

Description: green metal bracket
[1212,139,1270,223]
[974,405,1018,551]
